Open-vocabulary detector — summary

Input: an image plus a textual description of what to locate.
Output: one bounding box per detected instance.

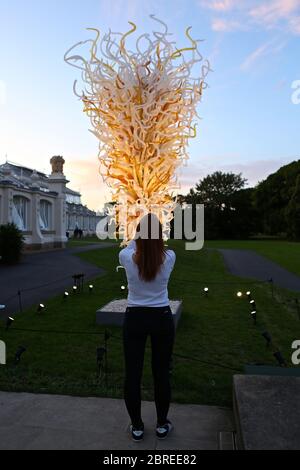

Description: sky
[0,0,299,211]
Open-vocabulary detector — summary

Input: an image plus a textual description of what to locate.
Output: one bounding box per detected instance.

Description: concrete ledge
[0,391,234,450]
[96,299,182,328]
[233,374,300,450]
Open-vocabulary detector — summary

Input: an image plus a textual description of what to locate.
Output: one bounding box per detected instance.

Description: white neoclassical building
[0,156,105,250]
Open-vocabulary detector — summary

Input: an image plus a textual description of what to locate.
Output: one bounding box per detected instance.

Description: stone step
[233,374,300,450]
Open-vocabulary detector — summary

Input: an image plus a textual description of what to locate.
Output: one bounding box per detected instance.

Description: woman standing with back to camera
[119,213,176,442]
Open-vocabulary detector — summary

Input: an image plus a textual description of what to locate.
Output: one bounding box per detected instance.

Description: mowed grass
[206,240,300,277]
[0,241,299,407]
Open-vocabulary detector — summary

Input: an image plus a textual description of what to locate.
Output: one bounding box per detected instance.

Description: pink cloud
[249,0,299,26]
[199,0,242,11]
[289,15,300,34]
[200,0,300,35]
[211,18,245,32]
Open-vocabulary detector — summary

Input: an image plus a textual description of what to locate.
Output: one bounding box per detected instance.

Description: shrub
[0,223,24,264]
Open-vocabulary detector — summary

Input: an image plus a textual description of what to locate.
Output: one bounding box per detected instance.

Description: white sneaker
[156,420,174,440]
[130,424,144,442]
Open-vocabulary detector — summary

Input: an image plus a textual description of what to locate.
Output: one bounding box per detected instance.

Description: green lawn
[67,236,118,247]
[0,241,299,407]
[206,240,300,276]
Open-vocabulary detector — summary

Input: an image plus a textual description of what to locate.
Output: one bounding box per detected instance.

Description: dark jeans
[122,305,175,428]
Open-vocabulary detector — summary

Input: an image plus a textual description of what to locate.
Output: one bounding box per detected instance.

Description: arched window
[12,196,29,230]
[40,200,52,230]
[89,217,95,231]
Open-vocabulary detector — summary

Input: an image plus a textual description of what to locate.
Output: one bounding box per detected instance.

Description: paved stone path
[219,249,300,292]
[0,392,235,450]
[0,243,115,318]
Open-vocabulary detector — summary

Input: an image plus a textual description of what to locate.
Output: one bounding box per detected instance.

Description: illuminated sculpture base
[96,299,182,329]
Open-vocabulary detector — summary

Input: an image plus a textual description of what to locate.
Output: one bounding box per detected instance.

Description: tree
[183,171,254,239]
[285,174,300,240]
[190,171,247,208]
[0,223,24,264]
[254,160,300,236]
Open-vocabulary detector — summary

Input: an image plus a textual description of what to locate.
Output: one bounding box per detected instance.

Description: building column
[30,190,44,248]
[47,156,69,248]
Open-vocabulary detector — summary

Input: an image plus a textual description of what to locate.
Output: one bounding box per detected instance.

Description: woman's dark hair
[133,213,166,282]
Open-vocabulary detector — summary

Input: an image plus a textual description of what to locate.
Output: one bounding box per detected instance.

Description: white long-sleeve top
[119,240,176,307]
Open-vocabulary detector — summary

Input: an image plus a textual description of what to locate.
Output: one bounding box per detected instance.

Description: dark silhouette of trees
[177,161,300,240]
[254,160,300,238]
[285,174,300,240]
[183,171,257,239]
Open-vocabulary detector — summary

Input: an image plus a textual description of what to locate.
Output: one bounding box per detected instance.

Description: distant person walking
[119,213,176,442]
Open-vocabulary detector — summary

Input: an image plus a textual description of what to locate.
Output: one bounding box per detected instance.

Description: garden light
[6,317,14,330]
[73,286,78,293]
[37,304,45,313]
[273,351,287,367]
[96,347,106,366]
[262,331,272,347]
[204,287,209,296]
[121,285,126,291]
[14,346,26,365]
[104,329,111,342]
[251,310,257,324]
[237,291,243,298]
[63,292,69,299]
[72,273,85,292]
[89,285,94,293]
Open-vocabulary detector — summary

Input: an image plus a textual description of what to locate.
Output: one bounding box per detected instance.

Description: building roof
[65,187,81,196]
[0,161,81,197]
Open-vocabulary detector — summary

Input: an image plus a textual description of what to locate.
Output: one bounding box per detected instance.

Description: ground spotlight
[63,291,69,300]
[89,285,94,293]
[249,299,256,308]
[273,350,287,367]
[96,347,106,366]
[251,310,257,324]
[37,304,45,313]
[204,287,209,296]
[237,291,243,298]
[96,346,107,379]
[104,329,111,342]
[121,285,126,291]
[6,317,14,330]
[73,286,78,294]
[14,346,26,365]
[72,273,85,292]
[246,291,252,300]
[262,331,272,347]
